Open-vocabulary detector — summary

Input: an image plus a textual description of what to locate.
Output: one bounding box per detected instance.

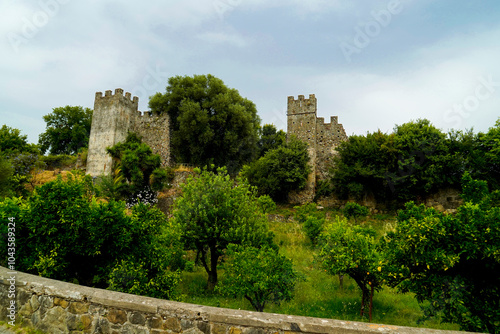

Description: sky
[1,0,500,144]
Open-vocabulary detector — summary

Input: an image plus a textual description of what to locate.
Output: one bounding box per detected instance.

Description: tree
[0,173,183,298]
[106,133,168,206]
[476,118,500,190]
[383,173,500,333]
[38,105,92,155]
[217,245,302,312]
[172,167,274,289]
[241,137,312,202]
[0,125,39,157]
[331,119,459,204]
[343,202,369,223]
[258,124,286,157]
[0,155,14,198]
[149,74,260,172]
[317,218,383,321]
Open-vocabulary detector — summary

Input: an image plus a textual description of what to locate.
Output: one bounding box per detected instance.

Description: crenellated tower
[287,94,348,203]
[87,89,138,176]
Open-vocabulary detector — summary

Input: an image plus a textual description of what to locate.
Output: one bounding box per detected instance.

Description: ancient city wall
[286,95,348,203]
[86,89,138,176]
[0,266,469,334]
[86,89,172,176]
[133,111,171,168]
[315,116,348,180]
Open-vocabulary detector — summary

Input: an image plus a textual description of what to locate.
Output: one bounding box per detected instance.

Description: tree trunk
[207,246,219,290]
[369,284,374,322]
[339,274,344,290]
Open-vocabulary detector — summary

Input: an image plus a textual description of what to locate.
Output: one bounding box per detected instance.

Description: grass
[177,206,461,331]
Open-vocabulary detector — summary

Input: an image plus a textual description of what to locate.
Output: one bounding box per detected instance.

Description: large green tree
[217,245,302,312]
[331,119,458,204]
[171,167,274,289]
[383,173,500,333]
[38,105,92,155]
[0,125,39,157]
[0,173,182,298]
[149,74,260,172]
[241,136,311,202]
[257,124,286,158]
[317,218,383,321]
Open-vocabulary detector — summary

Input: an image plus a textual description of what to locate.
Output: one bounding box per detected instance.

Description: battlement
[316,116,340,126]
[95,88,139,105]
[287,94,317,115]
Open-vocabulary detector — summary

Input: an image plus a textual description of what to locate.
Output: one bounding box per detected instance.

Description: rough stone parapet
[0,266,473,334]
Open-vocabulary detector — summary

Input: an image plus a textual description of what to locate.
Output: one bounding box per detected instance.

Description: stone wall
[87,89,138,176]
[286,95,348,204]
[0,267,470,334]
[86,89,172,177]
[133,111,171,168]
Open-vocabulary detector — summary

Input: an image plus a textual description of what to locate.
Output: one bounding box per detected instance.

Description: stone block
[54,297,69,309]
[69,301,90,314]
[147,316,163,329]
[229,328,242,334]
[211,323,228,334]
[163,317,181,332]
[30,294,40,311]
[107,308,128,324]
[130,312,146,326]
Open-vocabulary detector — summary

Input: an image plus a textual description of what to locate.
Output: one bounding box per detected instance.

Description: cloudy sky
[2,0,500,144]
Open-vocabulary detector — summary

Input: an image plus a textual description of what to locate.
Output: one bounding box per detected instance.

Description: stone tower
[287,94,348,203]
[86,89,138,176]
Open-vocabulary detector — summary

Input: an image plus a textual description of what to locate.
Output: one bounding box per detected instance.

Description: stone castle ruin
[86,89,170,176]
[287,94,348,202]
[86,90,348,202]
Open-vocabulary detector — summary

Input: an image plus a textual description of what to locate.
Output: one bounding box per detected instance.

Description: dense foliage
[0,125,39,157]
[330,118,500,205]
[242,137,311,202]
[149,74,260,172]
[38,106,92,155]
[0,174,182,299]
[383,173,500,333]
[257,124,286,157]
[105,133,168,205]
[171,167,274,289]
[0,125,42,198]
[318,218,383,320]
[217,245,302,312]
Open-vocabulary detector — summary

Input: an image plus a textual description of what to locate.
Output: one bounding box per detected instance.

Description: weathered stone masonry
[86,88,170,177]
[287,94,348,203]
[0,266,469,334]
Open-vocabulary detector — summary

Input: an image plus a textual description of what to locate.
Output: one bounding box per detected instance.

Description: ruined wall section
[86,89,138,176]
[287,95,318,203]
[316,116,348,180]
[133,111,171,168]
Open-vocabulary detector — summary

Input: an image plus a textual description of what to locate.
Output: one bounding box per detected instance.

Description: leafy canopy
[38,105,92,155]
[383,173,500,333]
[242,136,311,202]
[106,132,168,204]
[172,166,274,289]
[0,125,39,157]
[217,245,302,312]
[317,218,383,320]
[149,74,260,172]
[0,173,182,299]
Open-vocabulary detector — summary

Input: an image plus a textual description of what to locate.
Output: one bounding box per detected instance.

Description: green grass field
[177,206,461,331]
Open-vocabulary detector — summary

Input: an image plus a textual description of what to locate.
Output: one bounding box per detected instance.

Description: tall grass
[177,208,460,331]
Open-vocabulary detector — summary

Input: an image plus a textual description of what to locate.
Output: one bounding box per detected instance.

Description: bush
[343,202,369,223]
[303,216,325,246]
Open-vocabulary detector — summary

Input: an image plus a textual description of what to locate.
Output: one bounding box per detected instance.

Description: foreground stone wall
[0,267,471,334]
